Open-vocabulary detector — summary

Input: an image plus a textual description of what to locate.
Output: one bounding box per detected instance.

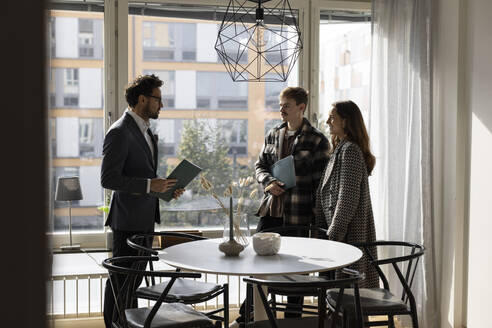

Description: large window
[129,3,299,229]
[47,4,371,234]
[49,10,105,233]
[318,11,371,126]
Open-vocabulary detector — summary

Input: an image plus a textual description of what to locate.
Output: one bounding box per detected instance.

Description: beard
[143,102,159,120]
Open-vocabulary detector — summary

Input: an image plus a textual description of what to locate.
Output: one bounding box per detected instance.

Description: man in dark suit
[101,74,184,328]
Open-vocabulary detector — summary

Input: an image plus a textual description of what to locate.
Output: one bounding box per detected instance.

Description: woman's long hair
[330,100,375,175]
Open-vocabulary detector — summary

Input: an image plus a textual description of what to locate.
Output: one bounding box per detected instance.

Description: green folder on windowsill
[271,155,296,189]
[150,159,202,202]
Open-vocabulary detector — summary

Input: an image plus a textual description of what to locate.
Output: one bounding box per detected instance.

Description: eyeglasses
[147,95,162,103]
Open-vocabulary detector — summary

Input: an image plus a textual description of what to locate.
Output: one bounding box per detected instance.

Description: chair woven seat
[136,278,222,302]
[125,302,214,328]
[266,274,330,296]
[243,269,364,328]
[327,287,407,314]
[103,256,217,328]
[325,241,425,328]
[127,232,229,326]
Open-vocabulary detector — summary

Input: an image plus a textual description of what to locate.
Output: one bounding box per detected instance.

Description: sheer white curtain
[368,0,438,327]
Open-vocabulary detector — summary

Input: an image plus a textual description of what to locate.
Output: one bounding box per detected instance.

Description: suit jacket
[101,111,159,232]
[315,140,379,288]
[255,118,330,225]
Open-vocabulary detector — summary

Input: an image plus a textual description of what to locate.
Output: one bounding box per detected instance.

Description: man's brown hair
[125,74,163,108]
[279,87,309,106]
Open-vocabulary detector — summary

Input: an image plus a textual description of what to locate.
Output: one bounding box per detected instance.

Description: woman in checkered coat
[315,100,379,288]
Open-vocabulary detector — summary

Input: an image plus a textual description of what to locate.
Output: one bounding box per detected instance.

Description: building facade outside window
[48,11,105,234]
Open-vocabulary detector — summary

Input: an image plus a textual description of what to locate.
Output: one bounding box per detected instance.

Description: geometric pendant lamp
[215,0,302,82]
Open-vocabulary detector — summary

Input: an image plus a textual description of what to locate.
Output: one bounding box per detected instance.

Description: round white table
[159,237,362,322]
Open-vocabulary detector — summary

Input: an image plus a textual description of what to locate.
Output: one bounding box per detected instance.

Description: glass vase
[223,212,251,247]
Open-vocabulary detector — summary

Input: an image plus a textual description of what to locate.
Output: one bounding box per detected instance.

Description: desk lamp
[55,176,83,250]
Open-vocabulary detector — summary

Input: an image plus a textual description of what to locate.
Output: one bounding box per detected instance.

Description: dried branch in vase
[200,174,260,245]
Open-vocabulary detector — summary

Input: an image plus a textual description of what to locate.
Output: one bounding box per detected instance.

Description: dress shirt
[126,109,154,193]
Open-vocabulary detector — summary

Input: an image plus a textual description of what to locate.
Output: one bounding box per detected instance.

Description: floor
[50,309,403,328]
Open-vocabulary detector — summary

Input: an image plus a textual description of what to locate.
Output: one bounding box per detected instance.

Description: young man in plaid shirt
[231,87,330,327]
[255,86,330,229]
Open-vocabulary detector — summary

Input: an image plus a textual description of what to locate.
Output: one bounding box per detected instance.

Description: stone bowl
[252,232,281,256]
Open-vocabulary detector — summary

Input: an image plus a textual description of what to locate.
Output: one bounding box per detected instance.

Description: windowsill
[52,247,110,254]
[47,227,257,250]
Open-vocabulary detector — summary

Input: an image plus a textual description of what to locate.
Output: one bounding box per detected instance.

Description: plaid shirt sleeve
[255,134,278,189]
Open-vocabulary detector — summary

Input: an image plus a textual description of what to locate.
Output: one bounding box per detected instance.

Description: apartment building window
[196,72,248,110]
[78,19,94,57]
[63,68,79,107]
[51,67,103,109]
[143,21,196,61]
[50,16,103,59]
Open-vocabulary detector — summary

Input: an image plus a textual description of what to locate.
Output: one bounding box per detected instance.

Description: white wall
[434,0,492,327]
[464,0,492,326]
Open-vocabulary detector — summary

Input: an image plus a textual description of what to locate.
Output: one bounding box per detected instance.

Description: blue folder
[271,155,296,189]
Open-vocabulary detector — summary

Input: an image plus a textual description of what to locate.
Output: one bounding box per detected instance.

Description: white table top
[158,237,362,276]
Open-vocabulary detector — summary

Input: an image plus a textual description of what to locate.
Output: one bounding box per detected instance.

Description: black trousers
[235,216,308,323]
[103,230,152,328]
